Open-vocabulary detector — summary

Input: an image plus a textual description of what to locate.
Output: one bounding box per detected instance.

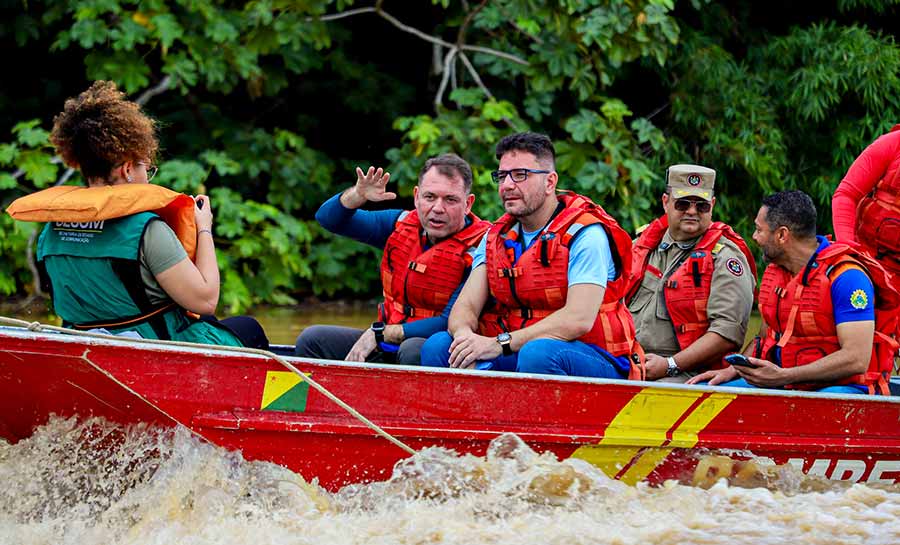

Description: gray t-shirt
[139,220,188,305]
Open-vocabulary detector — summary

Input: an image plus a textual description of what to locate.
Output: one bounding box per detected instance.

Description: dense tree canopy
[2,0,900,312]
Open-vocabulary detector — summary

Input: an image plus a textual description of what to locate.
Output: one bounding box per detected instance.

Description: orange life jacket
[625,217,757,364]
[758,242,900,394]
[6,184,198,260]
[856,124,900,276]
[480,192,644,379]
[379,210,490,324]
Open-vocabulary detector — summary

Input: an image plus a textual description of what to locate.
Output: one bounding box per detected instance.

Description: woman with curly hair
[10,81,268,348]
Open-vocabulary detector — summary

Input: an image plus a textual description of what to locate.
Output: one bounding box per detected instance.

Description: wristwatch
[496,332,513,356]
[666,356,680,377]
[371,321,385,345]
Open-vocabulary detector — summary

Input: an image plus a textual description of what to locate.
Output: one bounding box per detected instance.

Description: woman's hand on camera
[194,195,213,231]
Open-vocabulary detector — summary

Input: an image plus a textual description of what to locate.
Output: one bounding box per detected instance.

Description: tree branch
[134,75,173,105]
[456,0,489,47]
[25,228,44,299]
[434,47,459,108]
[646,101,670,120]
[317,6,376,22]
[313,4,529,66]
[458,51,494,101]
[460,44,528,65]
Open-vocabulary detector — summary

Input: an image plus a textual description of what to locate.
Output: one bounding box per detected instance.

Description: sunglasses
[490,168,550,184]
[673,198,711,214]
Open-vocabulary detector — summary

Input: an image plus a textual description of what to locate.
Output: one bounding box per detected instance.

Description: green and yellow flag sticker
[261,371,310,412]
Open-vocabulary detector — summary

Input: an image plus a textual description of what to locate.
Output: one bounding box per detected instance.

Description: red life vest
[625,217,757,364]
[480,192,644,379]
[856,124,900,276]
[758,242,900,394]
[379,210,489,325]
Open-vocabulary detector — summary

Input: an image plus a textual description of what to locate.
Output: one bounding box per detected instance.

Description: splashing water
[2,418,900,544]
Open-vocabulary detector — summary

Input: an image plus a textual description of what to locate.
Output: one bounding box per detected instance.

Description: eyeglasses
[139,162,159,182]
[490,168,550,184]
[116,161,158,182]
[673,198,712,214]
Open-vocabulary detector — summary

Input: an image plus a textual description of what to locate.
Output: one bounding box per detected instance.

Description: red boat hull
[2,327,900,490]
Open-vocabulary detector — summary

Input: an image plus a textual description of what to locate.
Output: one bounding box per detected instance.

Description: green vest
[37,213,243,347]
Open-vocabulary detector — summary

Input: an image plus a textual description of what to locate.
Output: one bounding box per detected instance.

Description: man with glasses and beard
[624,165,757,382]
[421,132,644,379]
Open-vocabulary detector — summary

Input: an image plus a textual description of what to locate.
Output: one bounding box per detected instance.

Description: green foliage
[2,0,900,312]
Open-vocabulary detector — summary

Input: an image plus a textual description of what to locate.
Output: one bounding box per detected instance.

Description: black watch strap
[371,321,385,345]
[497,333,513,356]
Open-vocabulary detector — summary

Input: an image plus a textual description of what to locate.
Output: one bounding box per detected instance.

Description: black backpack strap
[109,258,172,340]
[36,260,53,299]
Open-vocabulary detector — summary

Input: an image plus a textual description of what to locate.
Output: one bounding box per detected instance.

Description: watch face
[371,321,385,332]
[497,332,511,343]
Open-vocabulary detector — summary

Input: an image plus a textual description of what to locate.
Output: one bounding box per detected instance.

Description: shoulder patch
[850,289,869,310]
[725,257,744,276]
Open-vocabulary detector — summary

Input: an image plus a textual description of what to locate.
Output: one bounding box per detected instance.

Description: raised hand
[341,166,396,209]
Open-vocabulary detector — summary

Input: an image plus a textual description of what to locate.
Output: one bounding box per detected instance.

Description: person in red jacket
[420,132,643,378]
[832,125,900,284]
[625,165,757,382]
[690,190,899,394]
[294,154,489,364]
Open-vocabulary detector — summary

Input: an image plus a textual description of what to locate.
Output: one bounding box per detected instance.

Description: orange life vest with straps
[758,242,900,394]
[856,124,900,276]
[6,184,198,260]
[480,192,644,379]
[625,217,757,361]
[6,184,245,346]
[379,210,490,324]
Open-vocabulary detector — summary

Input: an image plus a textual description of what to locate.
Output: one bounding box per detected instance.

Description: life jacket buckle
[408,261,426,273]
[519,308,533,319]
[403,304,416,317]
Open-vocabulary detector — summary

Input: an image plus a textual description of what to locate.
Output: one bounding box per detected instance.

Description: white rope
[0,316,416,455]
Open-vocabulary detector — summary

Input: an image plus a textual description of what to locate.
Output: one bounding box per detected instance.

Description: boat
[2,324,899,491]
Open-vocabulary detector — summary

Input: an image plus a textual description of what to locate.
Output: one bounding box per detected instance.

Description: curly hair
[49,81,158,181]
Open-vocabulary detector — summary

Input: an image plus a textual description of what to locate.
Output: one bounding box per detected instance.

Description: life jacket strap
[68,301,178,333]
[391,301,440,319]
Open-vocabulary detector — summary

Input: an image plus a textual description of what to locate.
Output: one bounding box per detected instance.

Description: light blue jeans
[420,332,628,379]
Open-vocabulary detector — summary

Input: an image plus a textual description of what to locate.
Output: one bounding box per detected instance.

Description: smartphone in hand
[724,353,758,368]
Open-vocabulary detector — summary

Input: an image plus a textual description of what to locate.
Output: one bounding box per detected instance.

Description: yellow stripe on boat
[569,388,735,483]
[670,392,736,447]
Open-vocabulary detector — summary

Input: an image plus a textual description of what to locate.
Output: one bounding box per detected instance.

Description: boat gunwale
[2,325,899,405]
